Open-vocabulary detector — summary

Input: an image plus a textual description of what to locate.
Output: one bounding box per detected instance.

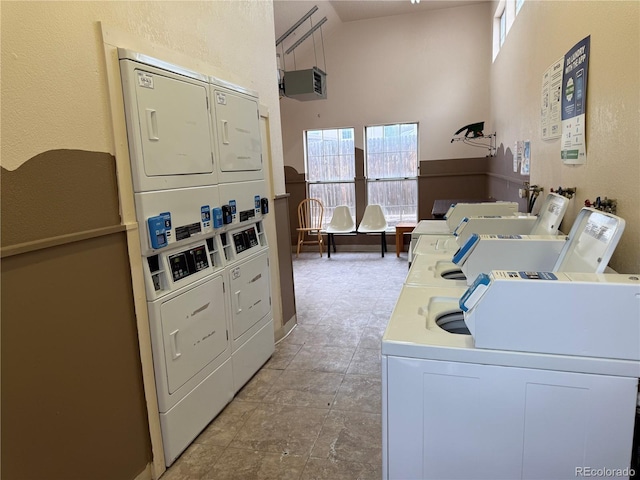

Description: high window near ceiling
[365,123,418,227]
[493,0,520,61]
[305,128,356,230]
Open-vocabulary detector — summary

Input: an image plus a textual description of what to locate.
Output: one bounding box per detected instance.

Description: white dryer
[210,77,264,184]
[119,49,218,192]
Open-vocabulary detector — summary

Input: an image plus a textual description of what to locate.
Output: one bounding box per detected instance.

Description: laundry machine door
[160,275,227,394]
[132,69,213,178]
[212,86,262,173]
[229,252,271,340]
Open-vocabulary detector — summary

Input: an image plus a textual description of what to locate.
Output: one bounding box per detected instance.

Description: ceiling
[274,0,486,37]
[328,0,486,23]
[273,0,491,70]
[273,0,487,54]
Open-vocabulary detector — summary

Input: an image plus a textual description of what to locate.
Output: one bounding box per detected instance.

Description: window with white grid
[365,123,418,227]
[304,128,356,230]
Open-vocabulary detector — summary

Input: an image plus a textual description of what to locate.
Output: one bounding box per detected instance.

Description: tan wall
[490,0,640,273]
[2,2,288,478]
[279,2,493,173]
[2,0,287,327]
[1,152,151,480]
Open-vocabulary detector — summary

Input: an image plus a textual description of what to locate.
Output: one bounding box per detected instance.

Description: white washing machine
[384,207,634,479]
[409,194,568,264]
[417,201,520,236]
[408,197,580,286]
[383,274,640,480]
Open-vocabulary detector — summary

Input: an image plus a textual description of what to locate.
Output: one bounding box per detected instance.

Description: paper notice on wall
[514,140,523,173]
[561,36,590,164]
[541,57,563,140]
[521,140,530,175]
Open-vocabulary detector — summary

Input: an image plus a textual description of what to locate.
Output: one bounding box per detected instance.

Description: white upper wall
[1,0,286,194]
[279,2,493,173]
[491,0,639,273]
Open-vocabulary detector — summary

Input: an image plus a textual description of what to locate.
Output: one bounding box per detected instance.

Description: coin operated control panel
[168,244,210,282]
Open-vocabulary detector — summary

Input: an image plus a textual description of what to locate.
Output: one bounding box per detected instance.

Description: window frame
[364,122,419,228]
[492,0,517,61]
[303,127,356,230]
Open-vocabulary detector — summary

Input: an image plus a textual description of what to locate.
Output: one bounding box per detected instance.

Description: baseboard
[292,244,393,254]
[134,463,153,480]
[274,314,297,342]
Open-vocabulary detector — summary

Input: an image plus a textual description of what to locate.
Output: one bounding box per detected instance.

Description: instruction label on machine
[137,72,154,89]
[518,271,558,280]
[201,205,212,232]
[493,271,558,280]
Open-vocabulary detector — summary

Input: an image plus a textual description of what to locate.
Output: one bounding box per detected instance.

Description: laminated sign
[561,36,590,164]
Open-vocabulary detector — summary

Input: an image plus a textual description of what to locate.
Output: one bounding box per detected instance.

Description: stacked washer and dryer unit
[119,50,274,466]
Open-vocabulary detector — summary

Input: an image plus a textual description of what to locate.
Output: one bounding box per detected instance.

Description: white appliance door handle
[235,290,242,314]
[221,120,229,144]
[169,329,181,360]
[146,108,159,140]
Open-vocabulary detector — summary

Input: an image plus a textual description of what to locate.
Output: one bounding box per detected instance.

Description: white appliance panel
[120,55,218,192]
[385,355,637,480]
[229,252,271,340]
[135,185,222,255]
[160,275,228,394]
[232,317,274,391]
[211,84,263,182]
[134,71,213,177]
[160,359,233,466]
[219,180,266,226]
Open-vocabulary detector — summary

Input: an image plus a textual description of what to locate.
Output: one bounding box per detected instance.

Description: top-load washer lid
[529,193,570,235]
[553,207,625,273]
[412,235,460,257]
[444,201,519,231]
[412,220,450,237]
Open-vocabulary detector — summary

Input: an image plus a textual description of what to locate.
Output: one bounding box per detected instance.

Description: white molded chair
[357,204,388,257]
[325,206,356,258]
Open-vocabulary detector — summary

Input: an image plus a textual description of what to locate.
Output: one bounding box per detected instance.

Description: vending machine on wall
[119,49,273,466]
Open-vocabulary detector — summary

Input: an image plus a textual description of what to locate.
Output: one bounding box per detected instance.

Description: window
[516,0,524,15]
[365,123,418,227]
[492,0,516,61]
[499,9,506,47]
[304,128,356,230]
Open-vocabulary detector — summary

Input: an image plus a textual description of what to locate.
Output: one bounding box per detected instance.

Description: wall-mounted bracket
[451,129,496,157]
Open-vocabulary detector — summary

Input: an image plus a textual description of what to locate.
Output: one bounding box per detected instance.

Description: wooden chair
[296,198,324,257]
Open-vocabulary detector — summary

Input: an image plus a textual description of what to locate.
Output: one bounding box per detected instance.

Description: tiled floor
[162,251,408,479]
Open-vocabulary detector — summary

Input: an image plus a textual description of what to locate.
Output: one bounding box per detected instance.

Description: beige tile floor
[162,251,408,480]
